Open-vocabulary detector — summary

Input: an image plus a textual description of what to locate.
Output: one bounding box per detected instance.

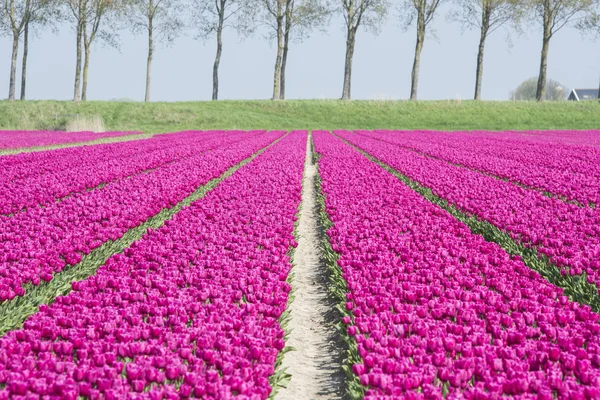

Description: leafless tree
[576,5,599,99]
[339,0,388,100]
[66,0,120,101]
[193,0,254,100]
[0,0,52,100]
[20,2,61,99]
[399,0,444,100]
[259,0,330,100]
[449,0,524,99]
[531,0,595,100]
[126,0,184,101]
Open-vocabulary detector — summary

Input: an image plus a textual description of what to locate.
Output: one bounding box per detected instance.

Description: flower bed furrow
[0,130,265,215]
[315,131,600,399]
[0,131,282,302]
[357,130,599,206]
[338,130,600,293]
[0,131,306,399]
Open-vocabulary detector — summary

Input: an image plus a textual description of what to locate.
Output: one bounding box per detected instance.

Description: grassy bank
[0,100,599,133]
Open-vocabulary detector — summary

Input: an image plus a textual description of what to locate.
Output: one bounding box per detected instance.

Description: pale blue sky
[0,5,598,101]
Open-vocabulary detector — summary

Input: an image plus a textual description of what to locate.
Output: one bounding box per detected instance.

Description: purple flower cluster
[314,131,600,399]
[356,130,600,206]
[0,131,282,301]
[337,130,600,288]
[0,130,138,150]
[0,130,265,215]
[0,131,306,399]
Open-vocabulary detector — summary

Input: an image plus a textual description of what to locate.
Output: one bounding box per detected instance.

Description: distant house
[568,88,599,101]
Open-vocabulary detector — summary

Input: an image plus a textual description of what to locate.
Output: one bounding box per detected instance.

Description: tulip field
[0,131,141,150]
[1,128,600,399]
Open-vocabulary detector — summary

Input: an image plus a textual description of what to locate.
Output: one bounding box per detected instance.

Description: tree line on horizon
[0,0,598,103]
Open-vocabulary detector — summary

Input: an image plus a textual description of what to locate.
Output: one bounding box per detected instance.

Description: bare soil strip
[277,135,344,400]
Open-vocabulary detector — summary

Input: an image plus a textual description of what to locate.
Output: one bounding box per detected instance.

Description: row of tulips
[0,130,265,215]
[0,131,283,302]
[357,130,600,206]
[314,130,600,399]
[0,130,138,150]
[0,130,306,399]
[0,130,245,182]
[337,130,600,290]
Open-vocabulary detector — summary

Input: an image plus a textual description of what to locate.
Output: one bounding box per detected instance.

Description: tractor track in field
[277,135,345,400]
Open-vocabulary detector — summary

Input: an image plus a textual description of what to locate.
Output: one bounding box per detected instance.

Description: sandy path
[277,135,344,400]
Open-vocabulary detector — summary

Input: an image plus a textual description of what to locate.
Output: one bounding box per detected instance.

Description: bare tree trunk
[341,28,356,100]
[536,11,552,102]
[272,5,284,100]
[280,32,289,100]
[82,42,90,101]
[280,2,292,100]
[212,0,224,101]
[474,24,488,100]
[145,10,154,102]
[535,35,550,101]
[73,3,84,102]
[280,35,289,100]
[20,20,29,101]
[410,14,425,101]
[8,31,19,101]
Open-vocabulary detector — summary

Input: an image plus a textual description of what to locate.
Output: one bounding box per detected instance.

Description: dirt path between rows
[277,135,344,400]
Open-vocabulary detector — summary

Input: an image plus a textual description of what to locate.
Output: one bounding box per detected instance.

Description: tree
[126,0,184,102]
[576,5,600,100]
[19,1,61,99]
[259,0,329,100]
[531,0,595,101]
[66,0,120,101]
[510,76,565,100]
[0,0,50,100]
[449,0,524,100]
[339,0,388,100]
[193,0,254,100]
[400,0,443,100]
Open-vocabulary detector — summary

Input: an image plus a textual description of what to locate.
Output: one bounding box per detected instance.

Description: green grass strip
[334,133,600,315]
[0,133,288,337]
[1,100,600,133]
[312,137,366,400]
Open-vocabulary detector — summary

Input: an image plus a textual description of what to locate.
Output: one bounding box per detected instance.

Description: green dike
[334,132,600,315]
[0,132,154,155]
[1,100,600,133]
[0,132,288,337]
[311,136,365,400]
